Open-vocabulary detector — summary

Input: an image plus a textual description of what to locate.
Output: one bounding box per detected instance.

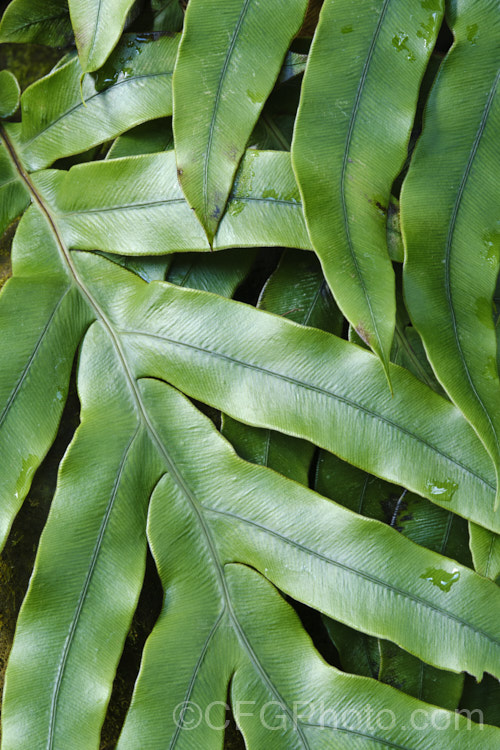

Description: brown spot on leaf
[355,324,371,346]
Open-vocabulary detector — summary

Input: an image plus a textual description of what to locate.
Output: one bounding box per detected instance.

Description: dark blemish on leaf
[375,201,387,214]
[177,168,183,177]
[211,206,221,220]
[466,23,479,44]
[355,324,371,346]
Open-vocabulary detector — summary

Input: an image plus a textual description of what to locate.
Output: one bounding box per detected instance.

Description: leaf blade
[173,0,308,242]
[11,33,179,170]
[33,151,311,254]
[292,0,444,369]
[0,0,73,47]
[68,0,136,72]
[401,0,500,506]
[79,257,500,532]
[0,208,90,549]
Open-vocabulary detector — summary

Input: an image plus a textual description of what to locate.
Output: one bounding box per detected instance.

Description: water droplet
[425,479,458,502]
[91,36,147,92]
[392,32,416,61]
[420,567,460,592]
[416,12,440,48]
[227,200,245,217]
[262,188,279,201]
[92,66,134,92]
[481,230,500,267]
[466,23,479,45]
[482,356,498,381]
[246,89,263,104]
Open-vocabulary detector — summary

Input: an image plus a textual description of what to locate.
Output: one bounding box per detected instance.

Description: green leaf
[98,274,500,532]
[4,237,499,742]
[469,523,500,584]
[53,363,495,683]
[387,197,404,263]
[0,208,91,547]
[121,550,499,748]
[173,0,308,243]
[323,617,381,679]
[222,248,342,483]
[0,70,20,117]
[105,253,172,283]
[0,140,29,234]
[279,50,308,84]
[0,0,73,47]
[2,3,500,745]
[2,325,164,749]
[106,118,174,159]
[314,452,471,565]
[3,123,500,744]
[166,247,257,298]
[292,0,444,370]
[315,451,470,709]
[5,33,179,170]
[378,640,465,711]
[152,0,184,33]
[257,248,343,336]
[68,0,136,72]
[213,150,310,251]
[249,110,294,151]
[33,150,311,254]
[401,0,500,507]
[460,673,500,728]
[221,415,312,485]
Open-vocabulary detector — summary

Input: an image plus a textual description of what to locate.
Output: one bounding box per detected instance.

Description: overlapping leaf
[401,0,500,507]
[222,248,342,483]
[220,253,468,711]
[33,150,311,253]
[1,1,500,746]
[5,293,500,745]
[292,0,444,371]
[68,0,136,72]
[2,32,179,171]
[2,125,500,746]
[173,0,308,242]
[469,523,500,584]
[0,0,73,47]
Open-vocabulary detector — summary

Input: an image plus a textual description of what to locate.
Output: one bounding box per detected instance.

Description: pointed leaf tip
[69,0,137,73]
